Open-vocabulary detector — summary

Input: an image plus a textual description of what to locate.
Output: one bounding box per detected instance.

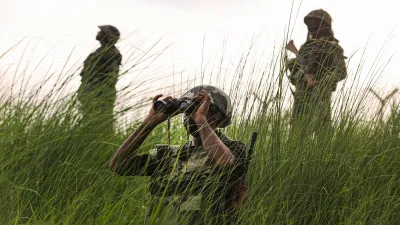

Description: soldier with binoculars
[109,85,248,225]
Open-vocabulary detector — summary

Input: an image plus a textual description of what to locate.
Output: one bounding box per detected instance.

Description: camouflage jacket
[115,130,247,214]
[79,45,122,91]
[287,36,347,93]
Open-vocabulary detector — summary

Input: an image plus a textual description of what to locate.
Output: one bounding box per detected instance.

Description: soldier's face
[96,31,106,41]
[307,19,323,32]
[307,19,329,32]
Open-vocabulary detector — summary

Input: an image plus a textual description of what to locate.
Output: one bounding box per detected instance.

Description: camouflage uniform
[286,10,347,136]
[114,86,247,225]
[78,25,122,133]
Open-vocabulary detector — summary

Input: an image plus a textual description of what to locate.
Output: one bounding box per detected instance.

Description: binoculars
[153,98,200,115]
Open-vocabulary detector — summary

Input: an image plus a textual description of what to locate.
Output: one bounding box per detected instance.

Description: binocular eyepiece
[153,99,200,115]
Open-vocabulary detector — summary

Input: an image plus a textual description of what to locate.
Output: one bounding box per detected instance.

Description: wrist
[143,115,160,128]
[194,116,207,127]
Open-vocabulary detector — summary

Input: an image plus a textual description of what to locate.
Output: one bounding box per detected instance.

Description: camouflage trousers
[289,89,334,150]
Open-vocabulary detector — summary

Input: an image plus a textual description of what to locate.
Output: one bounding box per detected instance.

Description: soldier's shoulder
[108,47,122,62]
[299,39,319,52]
[93,46,106,54]
[326,40,345,56]
[302,38,343,54]
[85,47,103,59]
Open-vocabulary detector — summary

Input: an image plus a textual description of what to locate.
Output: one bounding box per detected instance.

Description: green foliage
[1,40,399,225]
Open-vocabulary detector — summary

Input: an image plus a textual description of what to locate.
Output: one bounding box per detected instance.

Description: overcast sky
[1,0,399,108]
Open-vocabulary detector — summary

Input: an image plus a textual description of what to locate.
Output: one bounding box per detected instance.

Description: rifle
[286,40,300,57]
[229,131,258,223]
[239,132,257,202]
[286,40,306,81]
[244,132,258,182]
[285,40,318,89]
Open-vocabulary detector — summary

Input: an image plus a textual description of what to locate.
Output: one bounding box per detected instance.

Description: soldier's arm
[196,119,235,166]
[285,58,302,85]
[329,45,348,82]
[110,95,173,175]
[109,116,159,176]
[299,40,321,76]
[190,91,235,166]
[103,51,122,74]
[318,44,348,86]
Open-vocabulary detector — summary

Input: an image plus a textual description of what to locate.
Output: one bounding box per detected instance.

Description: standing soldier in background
[285,9,348,142]
[78,25,122,134]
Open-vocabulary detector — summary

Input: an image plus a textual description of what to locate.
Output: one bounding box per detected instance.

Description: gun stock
[285,40,305,82]
[286,40,299,56]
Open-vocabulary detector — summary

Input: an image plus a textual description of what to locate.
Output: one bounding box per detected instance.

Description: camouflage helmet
[304,9,332,27]
[98,25,120,40]
[181,85,232,128]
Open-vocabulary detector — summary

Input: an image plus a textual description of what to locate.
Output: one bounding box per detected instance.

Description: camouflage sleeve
[298,39,321,75]
[102,51,122,74]
[112,150,159,176]
[299,39,347,85]
[285,58,303,85]
[227,141,247,180]
[285,58,297,73]
[319,44,348,85]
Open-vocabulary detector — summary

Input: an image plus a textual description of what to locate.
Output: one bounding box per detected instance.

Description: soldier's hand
[285,40,294,50]
[146,94,176,125]
[305,74,318,89]
[286,40,299,56]
[190,90,211,124]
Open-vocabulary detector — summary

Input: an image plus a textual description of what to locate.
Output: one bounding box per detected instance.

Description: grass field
[1,39,400,225]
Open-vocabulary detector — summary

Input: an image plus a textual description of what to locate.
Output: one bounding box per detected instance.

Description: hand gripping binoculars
[153,98,200,115]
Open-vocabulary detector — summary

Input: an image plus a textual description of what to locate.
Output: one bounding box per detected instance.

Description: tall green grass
[1,36,399,225]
